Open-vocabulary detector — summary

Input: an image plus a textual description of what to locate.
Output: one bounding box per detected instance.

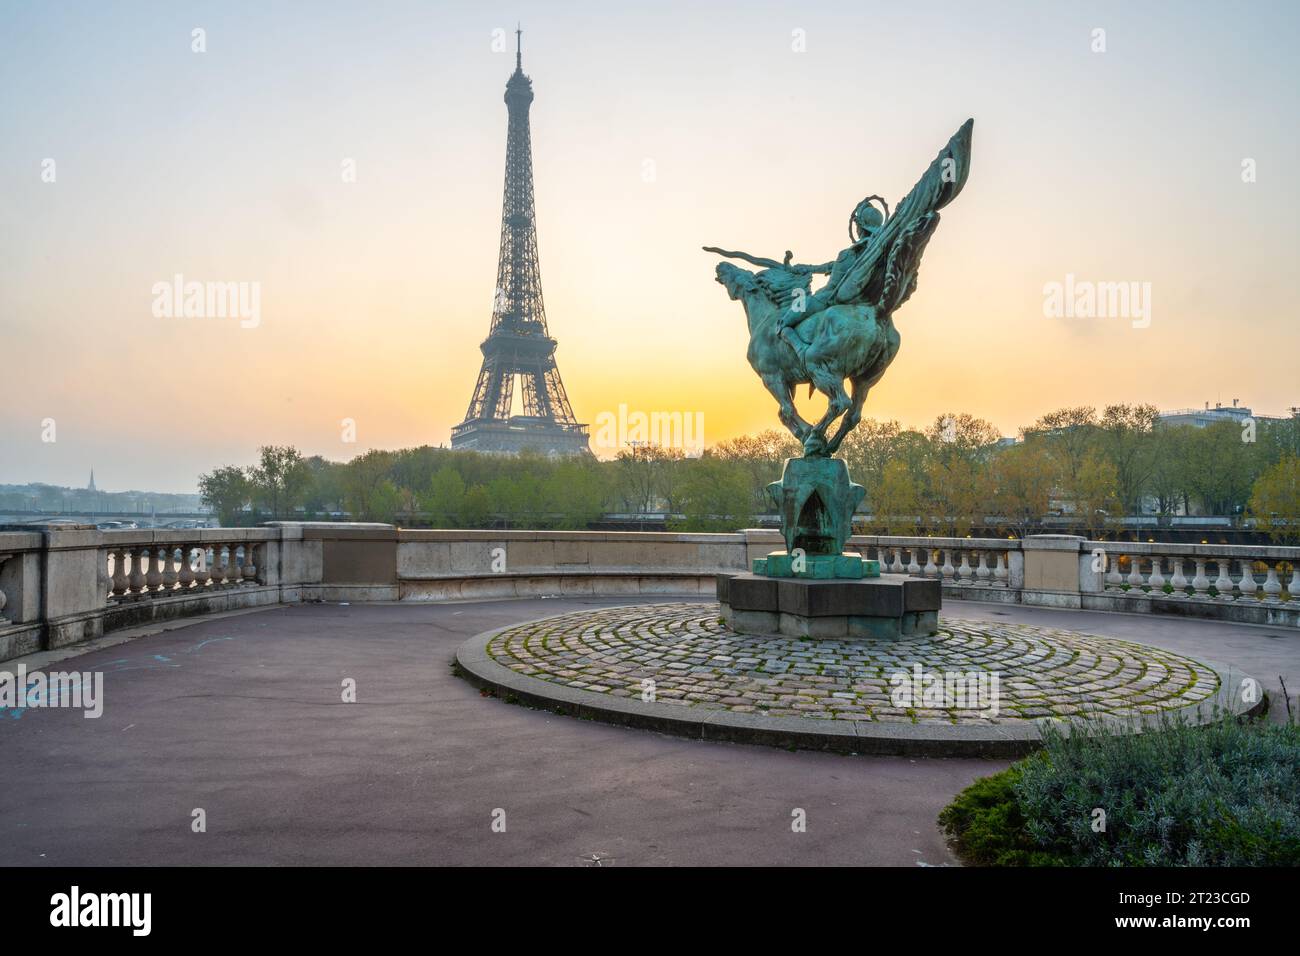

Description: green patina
[704,120,973,580]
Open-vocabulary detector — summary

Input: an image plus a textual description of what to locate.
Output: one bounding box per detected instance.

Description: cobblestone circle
[485,603,1221,724]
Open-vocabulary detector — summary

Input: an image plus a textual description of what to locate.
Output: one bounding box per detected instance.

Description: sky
[1,0,1297,493]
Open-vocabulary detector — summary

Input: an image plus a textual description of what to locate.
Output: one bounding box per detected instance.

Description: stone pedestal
[717,572,940,640]
[753,551,879,579]
[767,457,864,557]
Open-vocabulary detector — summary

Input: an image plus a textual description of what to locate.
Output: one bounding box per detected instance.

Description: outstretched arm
[702,246,785,270]
[703,247,833,275]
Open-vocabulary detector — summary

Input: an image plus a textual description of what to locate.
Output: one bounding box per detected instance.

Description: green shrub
[941,717,1300,866]
[937,765,1067,866]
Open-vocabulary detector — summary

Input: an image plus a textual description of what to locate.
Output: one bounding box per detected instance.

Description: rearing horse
[705,118,973,458]
[714,261,898,457]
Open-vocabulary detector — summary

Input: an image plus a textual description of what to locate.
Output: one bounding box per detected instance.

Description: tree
[488,474,542,529]
[1021,406,1097,479]
[870,459,921,535]
[1248,455,1300,543]
[713,429,800,513]
[615,445,684,514]
[1261,415,1300,462]
[1095,404,1159,514]
[924,456,989,537]
[421,465,465,528]
[367,480,403,524]
[249,445,311,518]
[1182,420,1258,517]
[198,465,251,526]
[923,414,998,536]
[460,484,492,528]
[991,443,1059,537]
[302,455,346,516]
[1073,454,1120,538]
[541,460,607,530]
[927,412,1001,462]
[341,449,398,522]
[672,456,754,532]
[1147,425,1193,515]
[840,419,902,510]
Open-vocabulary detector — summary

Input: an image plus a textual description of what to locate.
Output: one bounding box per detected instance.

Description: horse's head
[714,261,757,302]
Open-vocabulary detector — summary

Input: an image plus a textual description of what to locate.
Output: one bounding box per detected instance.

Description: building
[450,29,589,457]
[1158,399,1294,429]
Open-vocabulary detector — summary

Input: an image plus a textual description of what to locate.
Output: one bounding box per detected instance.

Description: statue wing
[833,118,973,309]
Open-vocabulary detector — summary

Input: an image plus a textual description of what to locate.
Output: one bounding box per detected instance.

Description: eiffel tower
[451,29,589,456]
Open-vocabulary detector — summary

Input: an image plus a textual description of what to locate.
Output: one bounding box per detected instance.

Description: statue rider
[773,195,888,356]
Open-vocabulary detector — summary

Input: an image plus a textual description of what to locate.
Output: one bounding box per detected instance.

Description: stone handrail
[1082,539,1299,625]
[0,525,1295,663]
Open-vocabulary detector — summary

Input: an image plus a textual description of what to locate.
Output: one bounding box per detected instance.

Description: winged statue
[705,118,973,457]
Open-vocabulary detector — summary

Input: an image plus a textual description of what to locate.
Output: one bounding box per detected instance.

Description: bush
[941,717,1300,866]
[937,766,1067,866]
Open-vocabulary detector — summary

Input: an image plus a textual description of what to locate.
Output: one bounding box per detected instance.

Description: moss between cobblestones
[482,603,1221,727]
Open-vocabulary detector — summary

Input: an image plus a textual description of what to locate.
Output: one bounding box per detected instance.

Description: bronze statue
[705,118,973,459]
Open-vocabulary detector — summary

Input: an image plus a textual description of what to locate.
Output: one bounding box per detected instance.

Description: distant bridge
[0,509,215,528]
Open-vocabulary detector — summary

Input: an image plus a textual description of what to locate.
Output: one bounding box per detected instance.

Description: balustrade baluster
[128,547,148,595]
[110,549,129,599]
[975,551,991,585]
[1213,559,1235,601]
[889,548,904,573]
[212,545,228,587]
[957,551,973,585]
[1288,562,1300,603]
[923,548,938,578]
[1191,558,1211,600]
[1237,559,1258,601]
[1105,554,1125,592]
[1126,554,1144,592]
[941,550,955,582]
[906,548,920,575]
[0,555,10,622]
[1169,558,1188,599]
[1148,557,1165,594]
[994,551,1008,586]
[1263,563,1283,603]
[179,546,196,588]
[161,547,179,591]
[145,546,163,594]
[196,546,213,588]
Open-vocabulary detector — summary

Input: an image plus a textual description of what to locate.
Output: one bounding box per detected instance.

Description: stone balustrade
[1083,540,1298,624]
[102,535,266,603]
[0,523,1295,664]
[0,530,44,660]
[848,536,1023,600]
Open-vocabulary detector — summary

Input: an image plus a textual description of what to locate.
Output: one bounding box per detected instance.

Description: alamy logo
[0,665,102,718]
[592,403,704,453]
[151,274,261,328]
[50,886,151,936]
[1042,273,1151,328]
[889,664,1000,718]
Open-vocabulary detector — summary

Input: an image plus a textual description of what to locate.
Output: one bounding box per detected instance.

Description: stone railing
[0,530,44,660]
[0,524,1295,663]
[848,536,1023,601]
[104,537,266,601]
[1082,540,1298,625]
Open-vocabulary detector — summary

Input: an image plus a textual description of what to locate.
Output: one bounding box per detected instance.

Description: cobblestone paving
[486,603,1221,724]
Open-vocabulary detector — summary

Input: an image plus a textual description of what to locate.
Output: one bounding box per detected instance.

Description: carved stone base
[753,551,880,579]
[717,572,940,640]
